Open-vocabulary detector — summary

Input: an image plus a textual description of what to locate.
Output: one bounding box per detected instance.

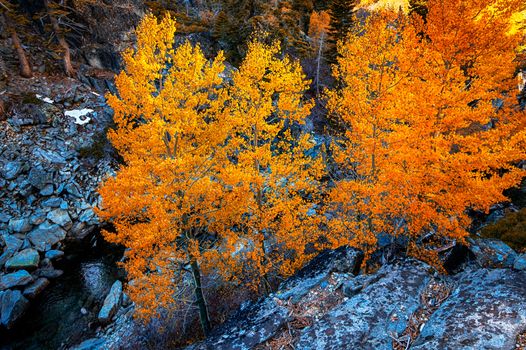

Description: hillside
[1,1,526,349]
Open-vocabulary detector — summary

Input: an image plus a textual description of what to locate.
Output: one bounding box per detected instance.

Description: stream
[0,232,124,350]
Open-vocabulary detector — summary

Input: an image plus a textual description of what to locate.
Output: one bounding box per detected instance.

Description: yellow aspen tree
[98,14,326,334]
[204,40,325,293]
[328,1,526,267]
[98,14,229,335]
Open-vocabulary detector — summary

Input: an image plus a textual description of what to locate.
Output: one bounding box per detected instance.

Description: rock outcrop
[98,280,123,324]
[182,245,526,350]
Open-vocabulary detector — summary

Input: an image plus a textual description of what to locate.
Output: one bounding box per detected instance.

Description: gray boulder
[8,218,32,233]
[186,297,291,350]
[47,209,72,229]
[3,161,22,180]
[469,238,518,268]
[0,270,33,290]
[0,289,29,328]
[412,268,526,350]
[5,248,40,270]
[27,223,66,251]
[296,260,431,350]
[513,254,526,270]
[277,246,363,303]
[98,280,123,324]
[23,278,50,299]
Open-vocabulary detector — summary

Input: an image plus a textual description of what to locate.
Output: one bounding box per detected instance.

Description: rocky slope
[72,241,526,350]
[180,245,526,350]
[0,74,117,330]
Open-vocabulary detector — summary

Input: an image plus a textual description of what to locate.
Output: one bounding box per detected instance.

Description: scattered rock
[45,249,64,261]
[71,338,106,350]
[3,235,23,252]
[8,218,32,233]
[2,161,22,180]
[27,223,67,251]
[98,280,123,324]
[28,167,54,190]
[36,268,64,279]
[47,209,72,229]
[0,289,29,329]
[23,278,50,299]
[5,248,40,270]
[41,197,63,208]
[0,270,33,290]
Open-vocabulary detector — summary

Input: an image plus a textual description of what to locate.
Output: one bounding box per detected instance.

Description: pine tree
[408,0,428,21]
[328,0,358,61]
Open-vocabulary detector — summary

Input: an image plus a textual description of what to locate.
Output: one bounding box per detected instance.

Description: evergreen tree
[328,0,358,62]
[409,0,428,21]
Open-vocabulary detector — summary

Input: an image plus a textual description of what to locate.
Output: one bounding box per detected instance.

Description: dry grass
[516,330,526,349]
[391,279,451,350]
[256,274,347,350]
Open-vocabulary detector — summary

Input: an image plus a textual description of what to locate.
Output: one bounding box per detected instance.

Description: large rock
[296,260,431,350]
[27,223,67,251]
[469,238,518,268]
[185,246,363,350]
[0,289,29,328]
[27,167,54,190]
[0,270,33,290]
[0,235,23,267]
[278,246,363,301]
[98,280,123,324]
[23,278,50,299]
[47,209,72,229]
[2,161,22,180]
[186,297,291,350]
[5,249,40,270]
[8,218,32,233]
[514,254,526,270]
[412,268,526,350]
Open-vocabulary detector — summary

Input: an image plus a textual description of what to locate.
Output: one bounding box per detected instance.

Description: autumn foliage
[97,14,322,332]
[327,0,526,265]
[99,0,526,336]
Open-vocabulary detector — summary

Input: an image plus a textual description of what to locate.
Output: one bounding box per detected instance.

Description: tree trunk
[6,16,32,78]
[45,1,75,77]
[190,259,211,337]
[315,31,325,97]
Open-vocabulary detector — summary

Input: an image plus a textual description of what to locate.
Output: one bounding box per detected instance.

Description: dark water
[0,234,124,350]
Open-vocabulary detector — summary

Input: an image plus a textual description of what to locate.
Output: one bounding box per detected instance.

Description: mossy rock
[20,92,43,106]
[481,208,526,252]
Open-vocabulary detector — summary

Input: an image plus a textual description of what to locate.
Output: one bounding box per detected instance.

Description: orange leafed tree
[327,1,526,266]
[205,40,324,292]
[98,14,323,335]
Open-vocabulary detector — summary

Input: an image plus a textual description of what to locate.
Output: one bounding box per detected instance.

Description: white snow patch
[65,108,94,125]
[36,94,54,104]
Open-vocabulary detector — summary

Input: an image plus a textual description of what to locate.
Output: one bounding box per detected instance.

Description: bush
[481,208,526,252]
